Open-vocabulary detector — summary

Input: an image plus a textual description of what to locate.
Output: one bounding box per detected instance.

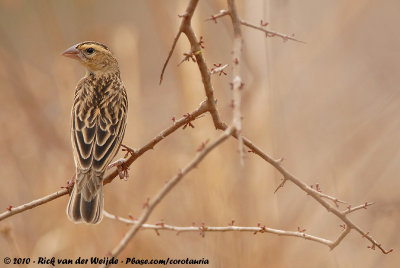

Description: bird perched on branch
[62,41,128,224]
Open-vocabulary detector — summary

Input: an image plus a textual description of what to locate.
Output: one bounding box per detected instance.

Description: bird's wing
[71,84,127,172]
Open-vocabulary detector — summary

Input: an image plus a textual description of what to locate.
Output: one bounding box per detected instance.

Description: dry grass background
[0,0,399,267]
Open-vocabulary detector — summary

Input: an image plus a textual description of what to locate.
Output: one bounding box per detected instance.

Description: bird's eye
[85,47,95,54]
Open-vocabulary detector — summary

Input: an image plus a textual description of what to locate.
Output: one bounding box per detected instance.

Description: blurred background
[0,0,399,267]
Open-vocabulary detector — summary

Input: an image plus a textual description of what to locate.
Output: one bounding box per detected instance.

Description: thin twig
[206,10,305,44]
[318,192,348,207]
[210,64,229,75]
[342,202,375,215]
[224,128,392,254]
[104,211,333,247]
[159,32,181,84]
[205,10,230,23]
[240,20,305,43]
[0,189,69,222]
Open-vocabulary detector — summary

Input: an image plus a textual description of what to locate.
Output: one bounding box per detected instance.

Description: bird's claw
[108,158,129,181]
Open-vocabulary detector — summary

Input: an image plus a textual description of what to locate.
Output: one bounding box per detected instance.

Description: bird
[62,41,128,224]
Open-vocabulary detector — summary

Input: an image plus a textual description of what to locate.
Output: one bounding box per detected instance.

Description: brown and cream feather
[63,41,128,224]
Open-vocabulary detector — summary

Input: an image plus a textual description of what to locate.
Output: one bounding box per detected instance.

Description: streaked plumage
[62,41,128,224]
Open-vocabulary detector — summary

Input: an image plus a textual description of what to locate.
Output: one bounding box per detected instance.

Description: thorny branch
[205,9,305,43]
[159,0,224,130]
[0,0,392,263]
[125,0,391,258]
[100,128,233,268]
[103,211,332,246]
[234,132,392,254]
[0,102,209,222]
[228,0,244,163]
[156,0,391,256]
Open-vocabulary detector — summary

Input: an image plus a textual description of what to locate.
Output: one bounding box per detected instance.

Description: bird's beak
[62,45,80,60]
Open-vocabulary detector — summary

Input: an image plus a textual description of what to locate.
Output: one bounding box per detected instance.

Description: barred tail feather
[67,171,104,224]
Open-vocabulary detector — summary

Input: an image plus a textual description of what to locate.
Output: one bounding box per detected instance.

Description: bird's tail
[67,170,104,224]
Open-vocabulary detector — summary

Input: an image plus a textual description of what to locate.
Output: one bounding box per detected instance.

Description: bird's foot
[108,158,129,181]
[121,144,136,157]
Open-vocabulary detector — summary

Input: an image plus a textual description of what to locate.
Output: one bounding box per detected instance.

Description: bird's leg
[108,158,129,181]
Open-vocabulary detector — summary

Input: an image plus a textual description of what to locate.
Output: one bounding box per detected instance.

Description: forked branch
[100,128,234,268]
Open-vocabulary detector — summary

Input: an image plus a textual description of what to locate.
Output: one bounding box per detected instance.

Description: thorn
[333,199,340,208]
[143,197,150,209]
[206,14,221,24]
[347,205,352,212]
[260,20,269,27]
[384,249,394,254]
[297,226,306,233]
[274,178,287,193]
[61,177,75,192]
[128,214,137,221]
[254,223,261,235]
[228,220,235,226]
[363,202,374,209]
[315,183,322,192]
[197,139,210,152]
[6,205,12,211]
[210,63,228,76]
[178,52,197,66]
[199,222,207,237]
[182,113,195,129]
[155,220,165,227]
[198,36,205,49]
[367,243,376,250]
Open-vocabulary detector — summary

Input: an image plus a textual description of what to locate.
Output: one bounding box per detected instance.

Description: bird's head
[62,41,119,74]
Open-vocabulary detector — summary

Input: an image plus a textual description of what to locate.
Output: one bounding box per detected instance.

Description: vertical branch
[159,0,225,130]
[180,4,225,129]
[227,0,244,162]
